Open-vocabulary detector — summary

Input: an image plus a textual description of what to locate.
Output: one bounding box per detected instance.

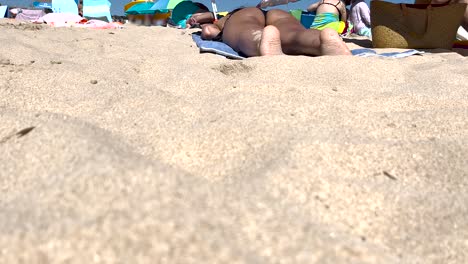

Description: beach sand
[1,20,468,263]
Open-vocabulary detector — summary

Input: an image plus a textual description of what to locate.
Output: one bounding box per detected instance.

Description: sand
[1,19,468,263]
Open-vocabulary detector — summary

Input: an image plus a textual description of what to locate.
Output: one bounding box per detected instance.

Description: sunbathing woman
[188,7,351,57]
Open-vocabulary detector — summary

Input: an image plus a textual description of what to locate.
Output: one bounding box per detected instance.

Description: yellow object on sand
[310,13,346,34]
[312,21,347,34]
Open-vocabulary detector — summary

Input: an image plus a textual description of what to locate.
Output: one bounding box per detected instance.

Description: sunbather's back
[315,0,347,22]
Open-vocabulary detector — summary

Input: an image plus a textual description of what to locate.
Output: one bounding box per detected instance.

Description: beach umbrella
[124,0,152,13]
[149,0,186,12]
[125,1,160,15]
[171,1,202,25]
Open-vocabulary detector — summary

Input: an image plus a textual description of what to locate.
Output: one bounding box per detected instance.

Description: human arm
[199,15,229,40]
[339,1,347,21]
[358,3,371,27]
[187,12,215,27]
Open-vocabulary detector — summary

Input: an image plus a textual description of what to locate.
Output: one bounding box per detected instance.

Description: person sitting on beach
[307,0,350,33]
[187,7,351,57]
[348,0,371,37]
[78,0,83,17]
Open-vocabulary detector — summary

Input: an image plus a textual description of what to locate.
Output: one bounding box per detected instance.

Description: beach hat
[371,1,467,49]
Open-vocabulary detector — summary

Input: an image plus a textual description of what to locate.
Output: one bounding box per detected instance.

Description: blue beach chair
[52,0,79,14]
[83,0,112,22]
[0,5,7,18]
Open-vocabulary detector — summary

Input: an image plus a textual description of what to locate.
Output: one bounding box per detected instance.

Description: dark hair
[193,2,209,11]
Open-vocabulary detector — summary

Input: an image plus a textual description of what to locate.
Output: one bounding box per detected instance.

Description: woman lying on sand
[187,7,351,57]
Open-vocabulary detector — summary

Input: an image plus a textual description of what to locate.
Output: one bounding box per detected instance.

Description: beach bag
[370,1,467,49]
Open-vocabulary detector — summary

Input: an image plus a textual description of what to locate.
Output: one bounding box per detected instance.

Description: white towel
[457,26,468,41]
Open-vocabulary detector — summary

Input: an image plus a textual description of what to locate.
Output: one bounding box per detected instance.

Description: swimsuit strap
[322,0,341,7]
[319,0,343,20]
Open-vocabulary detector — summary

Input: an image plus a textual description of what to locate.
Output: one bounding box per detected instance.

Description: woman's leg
[265,9,351,55]
[221,7,267,57]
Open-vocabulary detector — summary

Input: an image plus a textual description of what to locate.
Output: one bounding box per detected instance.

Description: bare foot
[259,25,284,56]
[319,28,351,56]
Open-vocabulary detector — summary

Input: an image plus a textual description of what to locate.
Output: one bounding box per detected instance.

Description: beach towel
[0,6,7,18]
[289,10,317,29]
[457,26,468,41]
[39,13,84,26]
[310,13,350,35]
[310,13,341,31]
[192,34,424,59]
[75,20,123,29]
[192,34,245,60]
[83,0,112,22]
[12,9,46,21]
[351,49,424,57]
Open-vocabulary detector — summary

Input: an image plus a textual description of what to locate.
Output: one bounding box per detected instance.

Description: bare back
[308,0,347,21]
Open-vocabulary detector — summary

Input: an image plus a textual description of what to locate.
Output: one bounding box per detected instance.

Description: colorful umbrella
[124,0,152,13]
[171,1,201,25]
[150,0,186,12]
[126,2,160,15]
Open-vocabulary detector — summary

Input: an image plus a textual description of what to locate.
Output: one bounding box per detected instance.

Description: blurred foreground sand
[1,20,467,263]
